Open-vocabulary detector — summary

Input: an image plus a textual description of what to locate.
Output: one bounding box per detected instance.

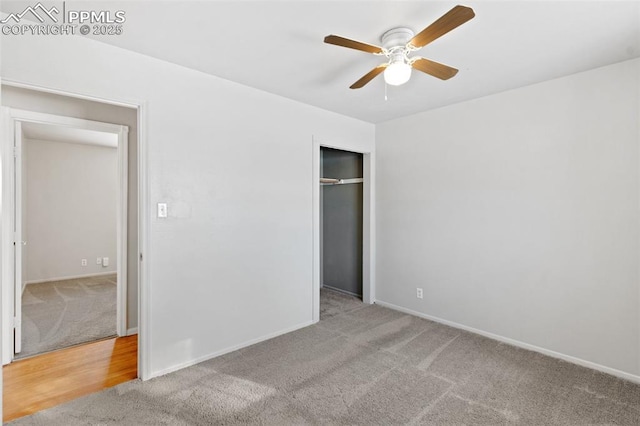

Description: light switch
[158,202,168,218]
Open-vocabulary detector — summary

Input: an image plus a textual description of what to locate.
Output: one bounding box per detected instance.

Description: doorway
[312,139,375,323]
[1,84,145,421]
[321,147,363,298]
[3,110,128,361]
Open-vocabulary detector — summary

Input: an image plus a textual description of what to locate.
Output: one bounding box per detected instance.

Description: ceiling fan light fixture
[384,60,411,86]
[324,5,474,89]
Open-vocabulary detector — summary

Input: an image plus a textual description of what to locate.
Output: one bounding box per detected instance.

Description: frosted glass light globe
[384,62,411,86]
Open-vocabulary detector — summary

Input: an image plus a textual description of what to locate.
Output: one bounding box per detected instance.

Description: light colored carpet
[10,288,640,425]
[18,274,117,358]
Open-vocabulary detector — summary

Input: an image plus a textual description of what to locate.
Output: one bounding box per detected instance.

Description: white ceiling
[22,122,118,148]
[4,1,640,123]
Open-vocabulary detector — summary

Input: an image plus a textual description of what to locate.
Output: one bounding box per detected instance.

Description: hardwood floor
[3,335,137,423]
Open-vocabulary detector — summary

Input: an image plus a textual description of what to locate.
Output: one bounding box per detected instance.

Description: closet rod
[320,178,340,184]
[320,178,363,186]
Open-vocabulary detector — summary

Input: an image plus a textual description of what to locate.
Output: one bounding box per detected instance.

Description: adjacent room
[1,1,639,424]
[18,122,119,358]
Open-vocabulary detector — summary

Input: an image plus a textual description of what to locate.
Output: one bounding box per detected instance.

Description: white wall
[0,31,374,377]
[23,138,117,282]
[376,58,640,377]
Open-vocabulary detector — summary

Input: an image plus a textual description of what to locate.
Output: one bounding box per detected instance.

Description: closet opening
[320,147,364,300]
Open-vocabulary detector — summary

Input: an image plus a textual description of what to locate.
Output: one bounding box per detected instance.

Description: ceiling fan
[324,5,475,89]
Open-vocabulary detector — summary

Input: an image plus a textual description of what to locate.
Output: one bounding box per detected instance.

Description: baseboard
[375,300,640,385]
[126,327,138,336]
[25,271,116,285]
[150,320,315,379]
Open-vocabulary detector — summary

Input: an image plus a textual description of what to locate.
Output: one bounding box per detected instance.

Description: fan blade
[324,35,383,54]
[350,64,388,89]
[408,5,475,49]
[411,58,458,80]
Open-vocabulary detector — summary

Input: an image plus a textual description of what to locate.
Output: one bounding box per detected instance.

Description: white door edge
[14,120,23,354]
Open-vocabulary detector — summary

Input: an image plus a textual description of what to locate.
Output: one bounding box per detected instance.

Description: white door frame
[312,137,376,322]
[1,107,128,362]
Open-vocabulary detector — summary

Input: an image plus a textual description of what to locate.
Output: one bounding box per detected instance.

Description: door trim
[312,137,376,322]
[1,108,128,361]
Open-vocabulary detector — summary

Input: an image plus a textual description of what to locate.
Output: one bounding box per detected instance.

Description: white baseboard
[25,271,116,285]
[126,327,138,336]
[151,320,315,379]
[375,300,640,385]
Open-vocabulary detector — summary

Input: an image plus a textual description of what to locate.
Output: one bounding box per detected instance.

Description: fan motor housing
[380,27,415,50]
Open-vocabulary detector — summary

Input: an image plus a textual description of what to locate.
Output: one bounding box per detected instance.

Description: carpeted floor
[10,288,640,425]
[18,274,117,358]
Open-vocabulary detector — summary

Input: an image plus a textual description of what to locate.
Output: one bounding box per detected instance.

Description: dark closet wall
[321,148,363,297]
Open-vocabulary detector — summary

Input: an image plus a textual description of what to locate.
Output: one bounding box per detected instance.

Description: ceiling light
[384,61,411,86]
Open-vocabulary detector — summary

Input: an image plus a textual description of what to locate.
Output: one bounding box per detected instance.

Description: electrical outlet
[96,257,102,265]
[102,257,109,267]
[81,259,87,267]
[416,288,423,299]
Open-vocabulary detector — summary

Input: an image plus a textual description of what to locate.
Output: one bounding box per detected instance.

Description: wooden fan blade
[408,5,475,49]
[350,64,388,89]
[324,35,383,54]
[411,58,458,80]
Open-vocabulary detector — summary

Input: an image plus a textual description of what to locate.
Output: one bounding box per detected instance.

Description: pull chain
[384,81,388,101]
